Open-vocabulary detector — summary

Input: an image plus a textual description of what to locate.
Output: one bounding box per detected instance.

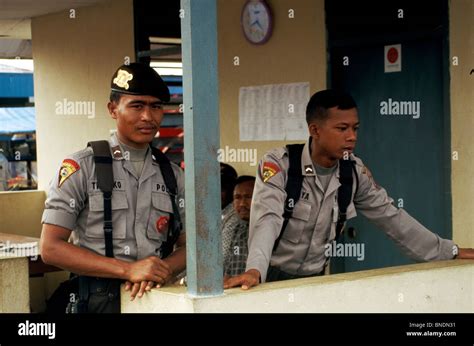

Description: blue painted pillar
[180,0,222,296]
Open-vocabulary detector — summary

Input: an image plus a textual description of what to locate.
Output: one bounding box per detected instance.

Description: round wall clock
[241,0,273,45]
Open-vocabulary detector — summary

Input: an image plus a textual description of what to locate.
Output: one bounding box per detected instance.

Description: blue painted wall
[0,73,34,98]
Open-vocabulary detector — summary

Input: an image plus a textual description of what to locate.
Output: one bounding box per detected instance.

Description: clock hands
[250,19,264,31]
[250,9,264,31]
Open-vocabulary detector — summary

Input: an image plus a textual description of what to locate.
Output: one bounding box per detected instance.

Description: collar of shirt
[108,132,159,181]
[300,138,358,196]
[300,137,357,179]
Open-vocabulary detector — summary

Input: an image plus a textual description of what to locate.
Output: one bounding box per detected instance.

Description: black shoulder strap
[335,159,358,241]
[149,146,182,259]
[87,141,114,258]
[272,144,305,252]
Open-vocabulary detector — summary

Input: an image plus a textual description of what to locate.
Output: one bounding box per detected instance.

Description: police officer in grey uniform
[40,63,186,312]
[224,89,474,289]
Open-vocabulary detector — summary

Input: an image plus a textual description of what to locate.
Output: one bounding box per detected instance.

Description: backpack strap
[272,144,305,252]
[87,141,114,258]
[149,146,183,259]
[335,159,358,241]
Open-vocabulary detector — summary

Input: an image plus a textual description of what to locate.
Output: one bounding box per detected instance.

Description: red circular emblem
[387,47,398,64]
[156,216,169,234]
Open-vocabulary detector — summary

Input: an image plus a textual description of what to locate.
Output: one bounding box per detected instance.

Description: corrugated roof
[0,107,35,133]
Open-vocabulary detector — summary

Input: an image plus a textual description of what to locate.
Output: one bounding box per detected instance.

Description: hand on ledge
[223,269,261,290]
[124,280,158,301]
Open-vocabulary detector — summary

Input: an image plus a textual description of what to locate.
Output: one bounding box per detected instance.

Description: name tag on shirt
[89,179,125,192]
[153,182,170,194]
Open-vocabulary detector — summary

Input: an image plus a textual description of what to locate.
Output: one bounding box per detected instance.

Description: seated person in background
[222,176,255,278]
[220,162,238,218]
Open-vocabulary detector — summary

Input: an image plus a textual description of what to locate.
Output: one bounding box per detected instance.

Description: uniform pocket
[146,191,173,241]
[281,200,312,244]
[85,192,128,239]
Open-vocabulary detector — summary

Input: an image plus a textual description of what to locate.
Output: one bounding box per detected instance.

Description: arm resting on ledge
[40,223,173,285]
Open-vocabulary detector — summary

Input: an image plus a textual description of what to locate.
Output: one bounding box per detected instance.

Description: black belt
[266,266,325,283]
[76,276,121,296]
[86,277,121,294]
[75,276,121,312]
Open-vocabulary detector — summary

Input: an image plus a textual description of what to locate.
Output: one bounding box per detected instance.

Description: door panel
[330,38,451,272]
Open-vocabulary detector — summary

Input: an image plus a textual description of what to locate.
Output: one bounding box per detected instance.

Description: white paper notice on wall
[384,44,402,73]
[239,82,310,141]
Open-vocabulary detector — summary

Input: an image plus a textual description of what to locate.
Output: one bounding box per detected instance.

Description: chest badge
[156,216,170,234]
[113,69,133,90]
[304,165,314,174]
[111,145,123,159]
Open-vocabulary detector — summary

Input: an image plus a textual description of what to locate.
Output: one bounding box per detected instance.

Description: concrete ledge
[121,260,474,313]
[0,257,30,313]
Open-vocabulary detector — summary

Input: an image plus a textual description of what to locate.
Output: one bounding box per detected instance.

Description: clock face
[241,0,273,45]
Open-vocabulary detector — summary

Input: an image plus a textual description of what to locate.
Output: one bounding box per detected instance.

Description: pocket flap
[291,201,311,221]
[89,192,128,212]
[151,192,173,213]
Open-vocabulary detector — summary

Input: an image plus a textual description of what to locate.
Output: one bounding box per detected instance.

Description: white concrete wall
[122,260,474,313]
[31,0,134,190]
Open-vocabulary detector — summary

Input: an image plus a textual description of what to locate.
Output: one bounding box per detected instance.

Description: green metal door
[330,36,451,272]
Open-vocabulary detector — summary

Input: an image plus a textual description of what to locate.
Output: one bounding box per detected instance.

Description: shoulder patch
[58,159,80,188]
[262,161,281,183]
[362,165,380,190]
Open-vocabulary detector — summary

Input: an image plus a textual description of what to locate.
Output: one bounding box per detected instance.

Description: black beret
[110,62,170,102]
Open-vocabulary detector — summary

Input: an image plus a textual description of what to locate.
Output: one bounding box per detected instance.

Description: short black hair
[221,162,238,192]
[220,163,238,209]
[235,175,256,186]
[306,89,357,124]
[109,90,123,103]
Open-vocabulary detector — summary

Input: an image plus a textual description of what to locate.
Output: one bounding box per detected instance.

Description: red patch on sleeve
[262,161,281,183]
[58,159,80,188]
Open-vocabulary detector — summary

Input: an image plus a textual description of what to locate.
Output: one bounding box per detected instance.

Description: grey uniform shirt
[42,133,185,262]
[246,139,456,282]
